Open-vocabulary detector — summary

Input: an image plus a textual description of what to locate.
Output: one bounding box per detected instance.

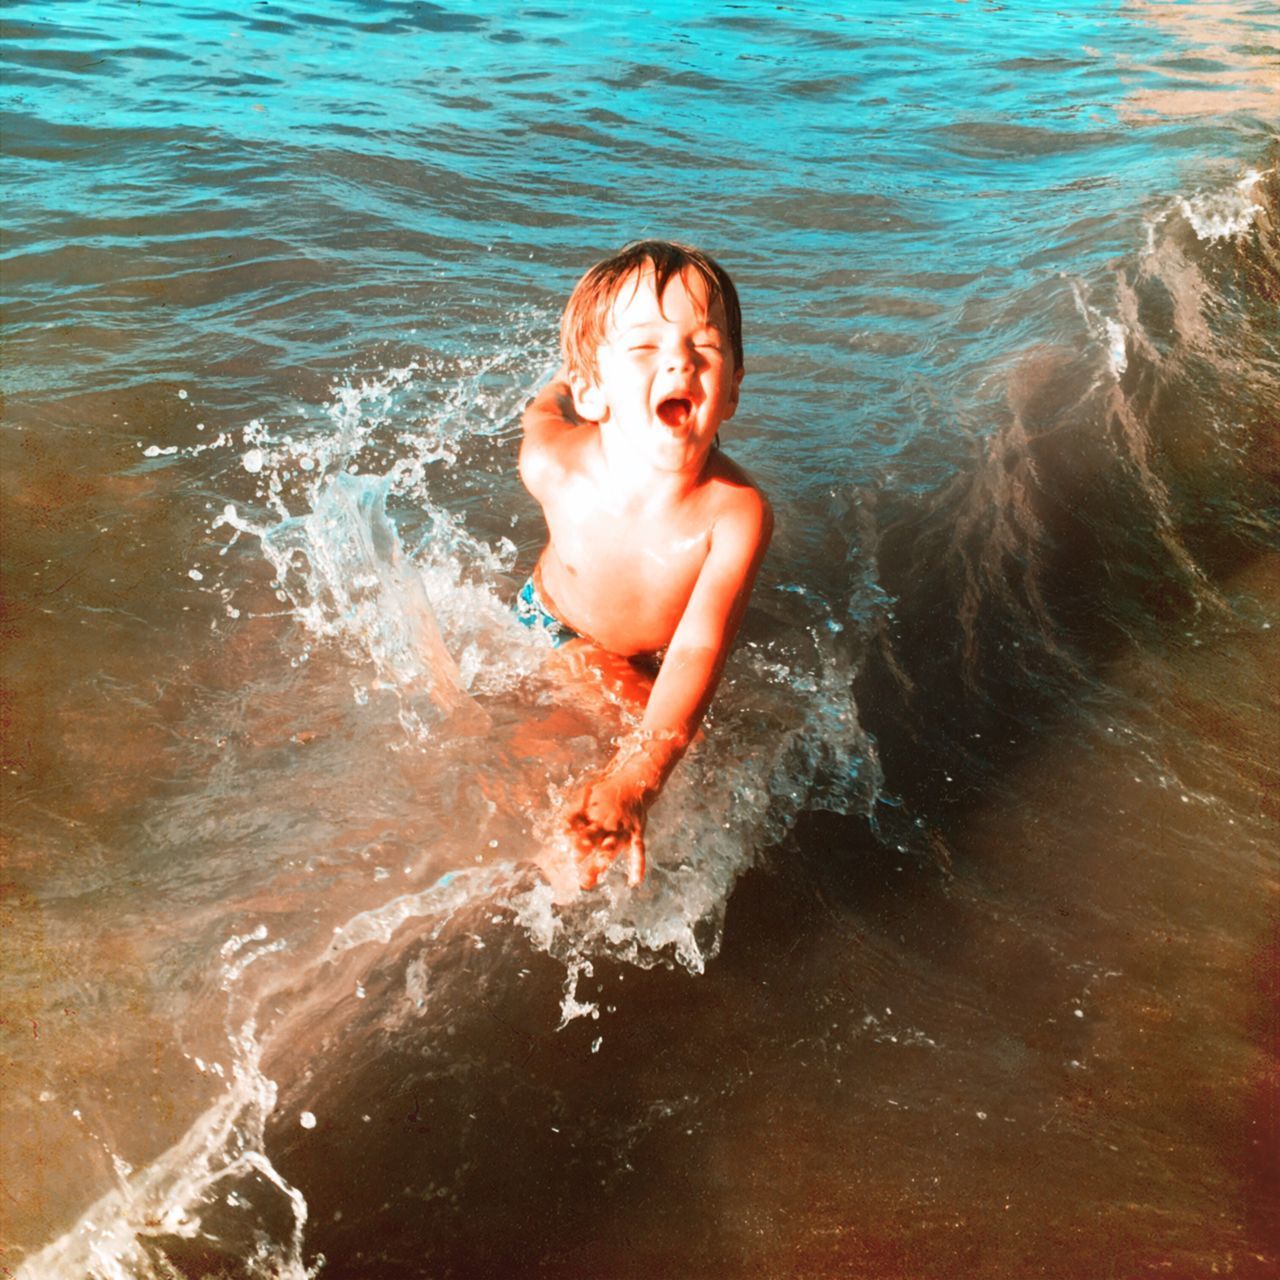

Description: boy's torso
[535,445,757,657]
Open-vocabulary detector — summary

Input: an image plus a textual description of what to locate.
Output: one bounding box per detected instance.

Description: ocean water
[2,2,1277,1277]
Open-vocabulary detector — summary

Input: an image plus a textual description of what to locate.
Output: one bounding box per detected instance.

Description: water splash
[255,470,476,731]
[17,1018,317,1280]
[35,344,886,1274]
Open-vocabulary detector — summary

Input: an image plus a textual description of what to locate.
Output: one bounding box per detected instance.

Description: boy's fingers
[573,827,603,856]
[568,811,595,836]
[578,846,613,891]
[569,819,645,891]
[626,832,646,888]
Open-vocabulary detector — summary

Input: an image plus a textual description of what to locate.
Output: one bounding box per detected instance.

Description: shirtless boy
[518,240,772,891]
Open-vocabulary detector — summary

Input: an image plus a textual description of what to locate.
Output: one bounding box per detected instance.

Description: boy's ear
[723,365,744,421]
[570,373,608,423]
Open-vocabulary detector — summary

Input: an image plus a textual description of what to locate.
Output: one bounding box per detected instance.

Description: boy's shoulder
[702,449,773,542]
[705,448,769,506]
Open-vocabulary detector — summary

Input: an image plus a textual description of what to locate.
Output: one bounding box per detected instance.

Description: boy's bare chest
[541,488,714,646]
[552,499,709,586]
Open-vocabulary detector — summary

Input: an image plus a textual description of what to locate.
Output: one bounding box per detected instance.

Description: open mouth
[656,396,694,427]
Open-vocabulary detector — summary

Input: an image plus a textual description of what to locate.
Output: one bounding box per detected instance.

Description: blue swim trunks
[515,576,579,648]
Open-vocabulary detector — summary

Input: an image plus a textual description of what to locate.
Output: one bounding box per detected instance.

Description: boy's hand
[566,772,647,890]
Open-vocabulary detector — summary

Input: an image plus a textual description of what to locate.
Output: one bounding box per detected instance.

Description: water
[3,2,1277,1276]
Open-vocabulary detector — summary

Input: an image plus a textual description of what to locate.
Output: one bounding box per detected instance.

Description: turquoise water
[3,3,1278,1277]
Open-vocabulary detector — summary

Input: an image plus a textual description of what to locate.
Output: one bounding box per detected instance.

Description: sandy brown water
[4,3,1279,1277]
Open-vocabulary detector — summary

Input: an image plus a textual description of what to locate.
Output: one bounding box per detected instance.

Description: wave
[853,159,1279,814]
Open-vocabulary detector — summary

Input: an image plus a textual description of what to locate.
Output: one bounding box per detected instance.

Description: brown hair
[560,240,744,383]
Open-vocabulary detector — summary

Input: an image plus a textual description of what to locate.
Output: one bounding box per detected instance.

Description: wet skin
[519,267,772,889]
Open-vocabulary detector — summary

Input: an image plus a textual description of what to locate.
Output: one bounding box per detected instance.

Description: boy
[519,240,772,891]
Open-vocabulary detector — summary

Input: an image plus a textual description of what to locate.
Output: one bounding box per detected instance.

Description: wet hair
[560,240,744,382]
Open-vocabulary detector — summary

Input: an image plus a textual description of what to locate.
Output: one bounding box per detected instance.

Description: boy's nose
[664,343,696,371]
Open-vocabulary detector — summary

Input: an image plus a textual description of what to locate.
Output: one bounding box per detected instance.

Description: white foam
[1103,318,1128,376]
[1179,168,1270,244]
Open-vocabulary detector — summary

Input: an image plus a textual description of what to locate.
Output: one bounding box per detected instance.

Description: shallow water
[3,2,1278,1277]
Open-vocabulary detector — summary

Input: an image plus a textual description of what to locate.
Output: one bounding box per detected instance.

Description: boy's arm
[518,368,583,499]
[569,487,773,889]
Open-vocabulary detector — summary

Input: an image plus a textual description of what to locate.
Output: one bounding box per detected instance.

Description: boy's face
[573,268,743,473]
